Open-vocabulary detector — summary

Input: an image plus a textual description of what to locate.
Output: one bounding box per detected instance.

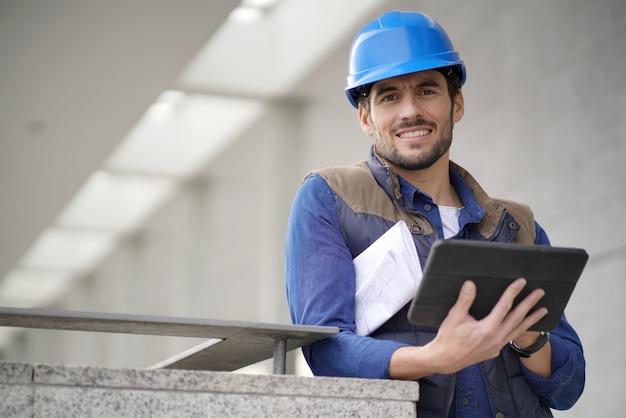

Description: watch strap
[509,331,550,358]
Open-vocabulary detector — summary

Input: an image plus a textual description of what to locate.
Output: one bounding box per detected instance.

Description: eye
[418,89,437,96]
[381,93,398,102]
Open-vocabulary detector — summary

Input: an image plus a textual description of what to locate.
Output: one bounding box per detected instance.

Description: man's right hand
[389,278,547,380]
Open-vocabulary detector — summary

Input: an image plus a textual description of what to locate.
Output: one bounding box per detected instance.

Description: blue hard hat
[345,11,466,108]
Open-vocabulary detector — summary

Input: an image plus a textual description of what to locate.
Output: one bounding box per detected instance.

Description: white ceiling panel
[0,268,75,307]
[19,227,117,272]
[56,172,176,232]
[105,94,266,177]
[179,0,383,97]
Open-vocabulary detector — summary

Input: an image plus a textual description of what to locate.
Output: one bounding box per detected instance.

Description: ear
[453,89,465,123]
[358,104,374,137]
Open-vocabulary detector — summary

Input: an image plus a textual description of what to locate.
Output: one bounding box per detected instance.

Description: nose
[398,95,424,120]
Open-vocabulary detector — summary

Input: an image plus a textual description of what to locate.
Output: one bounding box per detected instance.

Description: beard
[373,113,454,171]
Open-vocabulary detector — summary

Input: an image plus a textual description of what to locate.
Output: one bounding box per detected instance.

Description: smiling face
[358,70,464,172]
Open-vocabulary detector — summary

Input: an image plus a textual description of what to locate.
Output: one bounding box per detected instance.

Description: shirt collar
[397,166,485,227]
[366,145,486,227]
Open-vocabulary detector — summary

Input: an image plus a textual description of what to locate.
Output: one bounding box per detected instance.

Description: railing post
[272,337,287,374]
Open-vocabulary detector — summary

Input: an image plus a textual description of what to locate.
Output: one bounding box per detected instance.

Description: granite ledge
[25,362,419,402]
[0,362,33,384]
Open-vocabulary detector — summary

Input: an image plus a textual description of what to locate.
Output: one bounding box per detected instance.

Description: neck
[392,154,463,208]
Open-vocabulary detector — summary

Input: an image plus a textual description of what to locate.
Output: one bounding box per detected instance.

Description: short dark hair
[435,65,462,102]
[356,83,374,108]
[357,66,462,109]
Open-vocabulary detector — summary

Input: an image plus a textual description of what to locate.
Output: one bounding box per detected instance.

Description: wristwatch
[509,331,550,358]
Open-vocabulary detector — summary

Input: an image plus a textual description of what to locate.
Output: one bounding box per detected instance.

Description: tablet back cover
[407,241,588,331]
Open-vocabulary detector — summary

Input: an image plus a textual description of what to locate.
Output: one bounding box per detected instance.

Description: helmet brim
[346,56,466,108]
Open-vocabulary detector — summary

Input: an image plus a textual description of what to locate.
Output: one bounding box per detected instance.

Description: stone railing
[1,362,420,417]
[0,307,420,417]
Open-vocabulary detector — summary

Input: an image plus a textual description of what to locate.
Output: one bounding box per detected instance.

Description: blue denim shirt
[286,168,585,415]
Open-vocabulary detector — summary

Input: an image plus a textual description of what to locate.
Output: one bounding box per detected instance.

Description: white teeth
[399,129,430,138]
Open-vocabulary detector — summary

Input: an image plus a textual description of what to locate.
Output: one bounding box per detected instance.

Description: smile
[398,129,431,138]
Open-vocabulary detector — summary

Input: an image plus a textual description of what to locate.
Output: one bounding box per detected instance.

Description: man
[285,10,585,417]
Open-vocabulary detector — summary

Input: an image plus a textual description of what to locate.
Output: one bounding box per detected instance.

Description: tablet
[407,240,588,331]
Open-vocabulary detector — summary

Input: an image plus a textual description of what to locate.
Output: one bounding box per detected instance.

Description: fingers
[486,278,528,324]
[448,280,476,319]
[447,278,548,340]
[505,285,546,324]
[433,278,548,372]
[495,278,548,340]
[483,278,547,331]
[504,296,548,341]
[519,306,548,331]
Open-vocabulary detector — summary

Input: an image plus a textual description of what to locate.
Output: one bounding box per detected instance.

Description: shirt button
[424,203,432,211]
[495,412,505,418]
[461,396,469,406]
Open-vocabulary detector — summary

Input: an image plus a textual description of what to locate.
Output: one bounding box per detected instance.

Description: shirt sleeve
[285,174,407,378]
[518,222,586,409]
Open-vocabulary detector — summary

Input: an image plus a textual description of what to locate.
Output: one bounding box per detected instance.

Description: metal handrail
[0,306,338,374]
